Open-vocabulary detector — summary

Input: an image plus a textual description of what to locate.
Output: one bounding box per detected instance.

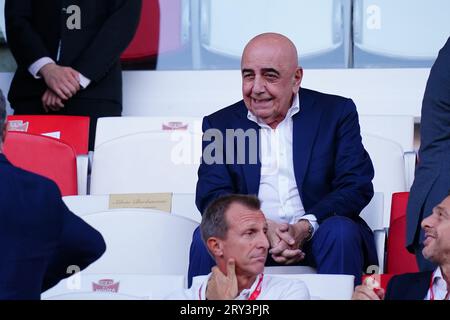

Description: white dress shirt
[425,267,450,300]
[167,273,310,300]
[28,39,91,89]
[247,93,319,235]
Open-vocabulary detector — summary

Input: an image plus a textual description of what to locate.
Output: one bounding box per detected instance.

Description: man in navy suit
[189,33,377,286]
[0,89,106,300]
[353,192,450,300]
[406,37,450,271]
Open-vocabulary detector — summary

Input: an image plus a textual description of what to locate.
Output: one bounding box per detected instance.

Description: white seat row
[43,272,354,300]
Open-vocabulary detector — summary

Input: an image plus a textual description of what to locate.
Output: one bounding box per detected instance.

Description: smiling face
[421,195,450,265]
[241,33,303,128]
[218,203,269,277]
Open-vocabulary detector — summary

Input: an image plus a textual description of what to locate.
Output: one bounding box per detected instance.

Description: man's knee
[317,216,361,244]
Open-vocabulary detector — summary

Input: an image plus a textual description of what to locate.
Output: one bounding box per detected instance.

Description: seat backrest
[43,292,146,300]
[359,115,415,152]
[271,274,355,300]
[91,117,202,195]
[7,115,90,154]
[3,131,78,196]
[360,192,384,231]
[63,194,201,223]
[42,274,185,300]
[361,133,407,228]
[199,0,351,68]
[81,210,199,275]
[353,0,450,67]
[386,192,419,274]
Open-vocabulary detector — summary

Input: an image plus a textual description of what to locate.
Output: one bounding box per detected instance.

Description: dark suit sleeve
[5,0,51,67]
[306,99,374,222]
[71,0,142,83]
[42,188,106,291]
[195,117,236,214]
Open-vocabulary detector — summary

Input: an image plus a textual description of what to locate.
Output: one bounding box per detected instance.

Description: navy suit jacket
[385,271,432,300]
[5,0,141,107]
[196,88,377,264]
[406,37,450,250]
[0,154,105,300]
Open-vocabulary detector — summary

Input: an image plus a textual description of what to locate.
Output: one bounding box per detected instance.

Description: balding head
[242,33,299,71]
[241,33,303,128]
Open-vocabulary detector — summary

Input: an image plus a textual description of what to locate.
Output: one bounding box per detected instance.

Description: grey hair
[0,89,6,141]
[200,194,261,245]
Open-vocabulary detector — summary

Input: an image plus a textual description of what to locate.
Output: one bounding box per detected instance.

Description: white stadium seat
[42,274,185,300]
[80,210,198,278]
[91,117,203,195]
[63,193,201,223]
[361,134,408,232]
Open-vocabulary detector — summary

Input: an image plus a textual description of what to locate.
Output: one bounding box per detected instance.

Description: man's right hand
[267,220,304,264]
[39,63,80,100]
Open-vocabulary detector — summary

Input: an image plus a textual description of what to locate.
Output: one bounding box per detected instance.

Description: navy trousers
[188,216,373,287]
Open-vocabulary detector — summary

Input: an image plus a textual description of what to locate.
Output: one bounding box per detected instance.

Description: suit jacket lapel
[409,271,432,300]
[235,102,261,195]
[292,89,322,195]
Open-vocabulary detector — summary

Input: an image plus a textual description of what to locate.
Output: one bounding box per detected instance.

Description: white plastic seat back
[359,115,416,189]
[81,210,199,276]
[353,0,450,67]
[360,192,385,272]
[199,0,350,68]
[359,115,414,152]
[272,274,354,300]
[63,194,201,223]
[94,117,202,149]
[362,133,407,230]
[42,274,185,300]
[43,292,145,300]
[90,130,202,194]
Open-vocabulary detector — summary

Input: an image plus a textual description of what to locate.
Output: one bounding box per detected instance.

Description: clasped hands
[39,63,81,112]
[267,219,311,265]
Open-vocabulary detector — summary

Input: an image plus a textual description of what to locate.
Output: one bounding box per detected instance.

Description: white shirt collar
[247,93,300,127]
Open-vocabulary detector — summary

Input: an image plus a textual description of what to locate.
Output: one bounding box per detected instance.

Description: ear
[206,237,224,258]
[293,67,303,93]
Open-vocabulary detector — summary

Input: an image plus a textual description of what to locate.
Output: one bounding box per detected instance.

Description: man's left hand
[205,259,238,300]
[42,89,65,112]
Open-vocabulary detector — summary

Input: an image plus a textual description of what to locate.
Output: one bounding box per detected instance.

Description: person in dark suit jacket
[5,0,142,150]
[353,193,450,300]
[0,89,106,300]
[406,37,450,271]
[189,33,377,286]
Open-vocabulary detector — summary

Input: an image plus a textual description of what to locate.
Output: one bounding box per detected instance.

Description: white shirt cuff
[29,57,55,79]
[79,73,91,89]
[298,214,319,237]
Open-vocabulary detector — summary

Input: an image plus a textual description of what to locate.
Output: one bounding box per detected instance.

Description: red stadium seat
[386,192,419,274]
[121,0,187,63]
[7,115,89,155]
[3,132,78,196]
[362,192,419,292]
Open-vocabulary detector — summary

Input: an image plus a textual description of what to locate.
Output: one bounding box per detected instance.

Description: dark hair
[200,194,261,245]
[0,89,6,141]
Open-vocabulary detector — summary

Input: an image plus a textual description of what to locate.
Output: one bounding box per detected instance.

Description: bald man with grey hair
[189,32,377,286]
